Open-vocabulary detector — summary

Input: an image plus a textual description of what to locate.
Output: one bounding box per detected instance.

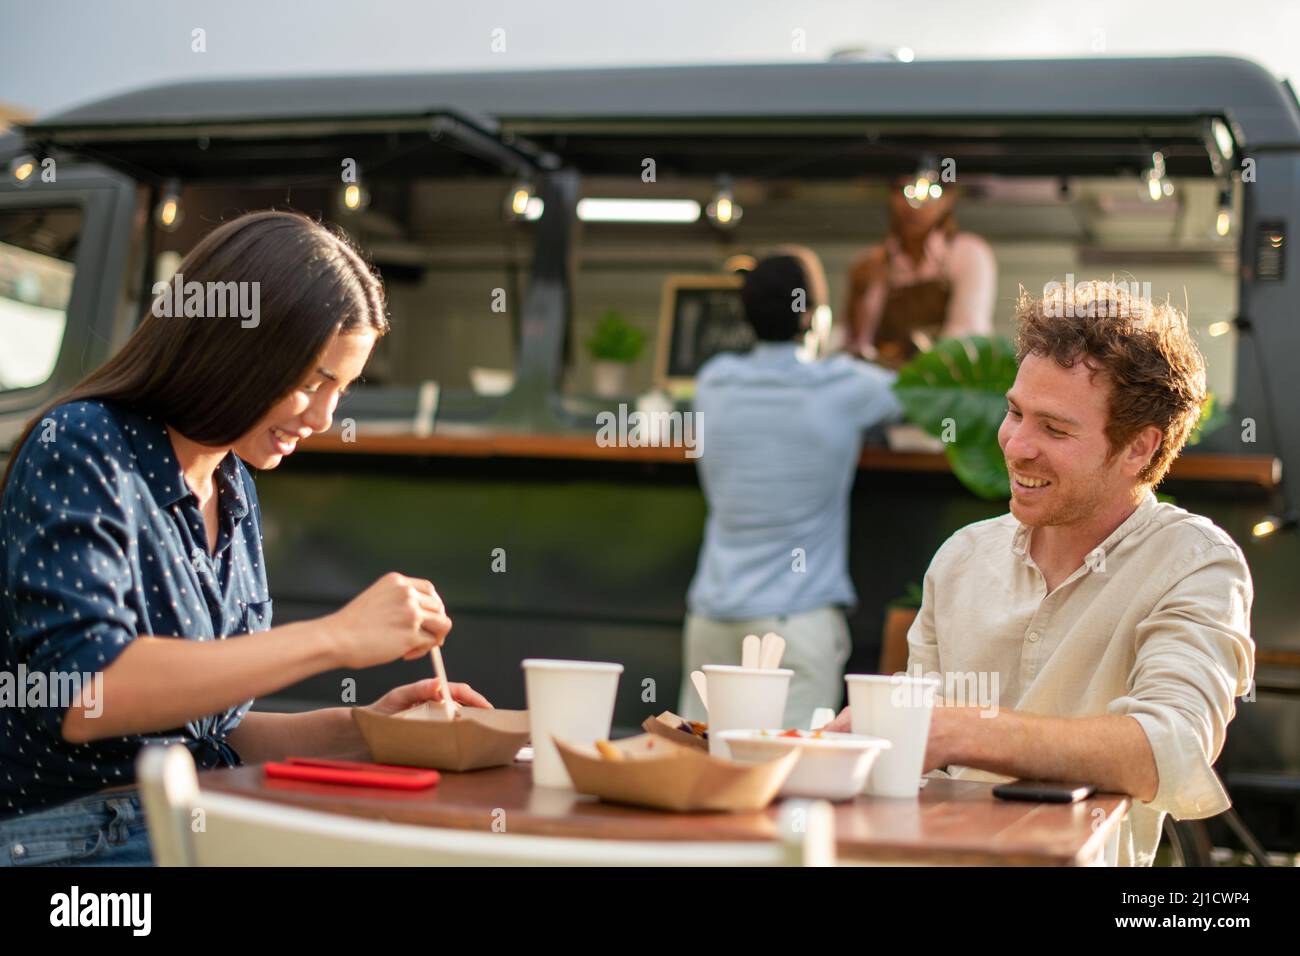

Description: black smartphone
[992,780,1097,803]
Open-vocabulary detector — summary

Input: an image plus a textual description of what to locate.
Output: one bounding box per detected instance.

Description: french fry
[594,739,625,761]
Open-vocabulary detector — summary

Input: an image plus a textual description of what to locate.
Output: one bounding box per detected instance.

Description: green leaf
[585,310,645,363]
[1187,391,1226,446]
[886,581,925,610]
[947,441,1011,500]
[892,335,1019,500]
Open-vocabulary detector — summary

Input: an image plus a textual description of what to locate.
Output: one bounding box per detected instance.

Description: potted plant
[585,310,645,397]
[880,582,924,675]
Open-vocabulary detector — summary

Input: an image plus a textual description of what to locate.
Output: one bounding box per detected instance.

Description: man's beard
[1008,461,1113,528]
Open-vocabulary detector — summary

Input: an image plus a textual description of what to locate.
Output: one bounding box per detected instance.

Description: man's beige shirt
[907,491,1255,866]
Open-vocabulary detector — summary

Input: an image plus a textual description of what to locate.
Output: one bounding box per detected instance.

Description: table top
[200,761,1130,866]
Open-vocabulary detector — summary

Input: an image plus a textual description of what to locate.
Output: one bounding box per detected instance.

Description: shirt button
[12,843,25,858]
[1027,631,1040,643]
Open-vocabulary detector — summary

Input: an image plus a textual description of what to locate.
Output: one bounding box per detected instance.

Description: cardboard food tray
[641,711,708,751]
[352,703,530,771]
[555,733,798,813]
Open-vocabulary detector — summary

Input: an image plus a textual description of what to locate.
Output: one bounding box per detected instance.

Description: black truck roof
[27,57,1300,148]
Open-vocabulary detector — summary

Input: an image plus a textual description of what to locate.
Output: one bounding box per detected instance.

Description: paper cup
[702,664,793,757]
[846,673,940,798]
[523,659,623,788]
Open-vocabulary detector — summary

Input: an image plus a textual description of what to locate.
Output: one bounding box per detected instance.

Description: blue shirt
[0,398,271,820]
[687,344,903,619]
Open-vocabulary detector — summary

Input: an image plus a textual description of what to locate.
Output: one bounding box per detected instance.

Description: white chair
[136,746,835,867]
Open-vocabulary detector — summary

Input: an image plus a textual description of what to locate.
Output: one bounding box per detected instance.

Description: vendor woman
[843,173,998,367]
[0,210,490,866]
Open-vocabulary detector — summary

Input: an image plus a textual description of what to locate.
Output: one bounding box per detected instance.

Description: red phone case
[264,757,440,790]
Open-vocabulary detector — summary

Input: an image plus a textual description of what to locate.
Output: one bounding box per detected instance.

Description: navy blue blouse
[0,398,272,820]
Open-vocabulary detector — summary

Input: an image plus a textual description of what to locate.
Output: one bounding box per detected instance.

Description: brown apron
[873,278,951,369]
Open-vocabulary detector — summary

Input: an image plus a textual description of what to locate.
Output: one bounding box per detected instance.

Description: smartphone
[992,779,1096,803]
[265,757,440,791]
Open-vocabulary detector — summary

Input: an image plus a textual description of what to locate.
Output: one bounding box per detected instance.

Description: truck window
[0,206,82,392]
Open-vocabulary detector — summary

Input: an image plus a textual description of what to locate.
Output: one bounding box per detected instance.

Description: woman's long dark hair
[0,210,388,494]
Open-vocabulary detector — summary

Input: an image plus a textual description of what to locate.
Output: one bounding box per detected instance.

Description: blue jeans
[0,790,154,867]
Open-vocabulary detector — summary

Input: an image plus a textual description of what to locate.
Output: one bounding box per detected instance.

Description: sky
[1,0,1296,119]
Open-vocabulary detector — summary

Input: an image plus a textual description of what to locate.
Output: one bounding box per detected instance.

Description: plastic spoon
[809,707,837,731]
[690,670,709,714]
[742,634,761,669]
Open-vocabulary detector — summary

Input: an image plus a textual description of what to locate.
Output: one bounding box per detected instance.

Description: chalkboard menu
[654,275,752,393]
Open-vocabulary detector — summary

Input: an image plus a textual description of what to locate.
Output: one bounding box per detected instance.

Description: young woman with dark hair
[0,210,489,866]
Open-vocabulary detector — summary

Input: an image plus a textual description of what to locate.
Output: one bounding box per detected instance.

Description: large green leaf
[1187,391,1226,446]
[892,336,1019,500]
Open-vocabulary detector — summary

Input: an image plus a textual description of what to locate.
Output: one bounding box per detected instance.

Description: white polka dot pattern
[0,399,272,820]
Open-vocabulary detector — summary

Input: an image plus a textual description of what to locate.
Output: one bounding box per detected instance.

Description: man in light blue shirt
[679,250,903,728]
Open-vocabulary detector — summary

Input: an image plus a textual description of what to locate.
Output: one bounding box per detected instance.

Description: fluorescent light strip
[576,198,702,223]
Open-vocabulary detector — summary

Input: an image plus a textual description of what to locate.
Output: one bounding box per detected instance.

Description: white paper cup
[846,673,940,798]
[523,659,623,788]
[702,664,793,757]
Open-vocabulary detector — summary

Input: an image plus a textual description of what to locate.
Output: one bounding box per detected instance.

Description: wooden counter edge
[297,431,1281,487]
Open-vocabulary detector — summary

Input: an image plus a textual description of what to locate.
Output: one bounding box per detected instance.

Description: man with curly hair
[828,280,1255,866]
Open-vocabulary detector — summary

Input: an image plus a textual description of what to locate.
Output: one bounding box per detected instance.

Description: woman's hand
[322,572,453,670]
[362,677,493,717]
[820,705,852,733]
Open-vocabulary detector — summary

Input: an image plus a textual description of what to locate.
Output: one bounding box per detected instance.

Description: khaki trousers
[678,605,851,730]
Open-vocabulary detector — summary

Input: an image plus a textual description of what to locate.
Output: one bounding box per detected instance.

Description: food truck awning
[18,57,1300,180]
[16,108,553,183]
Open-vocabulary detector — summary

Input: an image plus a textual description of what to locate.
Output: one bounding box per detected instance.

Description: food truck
[2,55,1297,861]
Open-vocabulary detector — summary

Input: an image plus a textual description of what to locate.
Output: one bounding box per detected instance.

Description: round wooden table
[200,760,1130,866]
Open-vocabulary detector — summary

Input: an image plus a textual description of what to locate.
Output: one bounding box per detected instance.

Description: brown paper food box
[352,703,530,771]
[641,711,708,751]
[555,733,798,813]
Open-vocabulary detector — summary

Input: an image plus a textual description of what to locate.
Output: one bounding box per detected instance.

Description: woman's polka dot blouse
[0,399,273,820]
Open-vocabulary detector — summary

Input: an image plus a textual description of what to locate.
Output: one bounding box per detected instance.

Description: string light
[706,176,743,228]
[1141,151,1174,202]
[155,181,184,231]
[902,157,942,208]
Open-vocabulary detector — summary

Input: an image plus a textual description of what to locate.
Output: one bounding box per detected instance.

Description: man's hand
[922,705,970,773]
[362,677,493,717]
[921,706,1160,801]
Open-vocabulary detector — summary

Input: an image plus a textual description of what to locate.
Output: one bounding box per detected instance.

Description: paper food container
[641,711,708,751]
[352,703,530,771]
[554,733,798,812]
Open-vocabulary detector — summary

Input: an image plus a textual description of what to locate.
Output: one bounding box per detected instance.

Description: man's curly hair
[1014,280,1207,487]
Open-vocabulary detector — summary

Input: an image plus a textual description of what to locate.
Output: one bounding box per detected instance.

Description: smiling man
[828,281,1255,866]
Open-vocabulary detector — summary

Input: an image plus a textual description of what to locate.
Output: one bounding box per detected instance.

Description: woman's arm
[63,620,341,743]
[225,679,495,763]
[843,246,887,354]
[62,572,452,744]
[941,233,997,338]
[225,709,364,763]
